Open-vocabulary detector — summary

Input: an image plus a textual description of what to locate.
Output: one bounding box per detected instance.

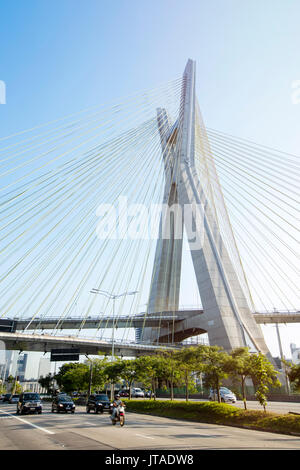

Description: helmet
[115,394,120,398]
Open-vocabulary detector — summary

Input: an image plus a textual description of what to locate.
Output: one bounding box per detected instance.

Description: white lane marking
[135,433,155,440]
[0,409,55,435]
[85,422,97,426]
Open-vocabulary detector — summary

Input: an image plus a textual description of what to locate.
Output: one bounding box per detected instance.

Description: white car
[131,388,145,398]
[209,387,236,403]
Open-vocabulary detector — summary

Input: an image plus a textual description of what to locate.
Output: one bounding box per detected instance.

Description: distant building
[20,381,46,393]
[16,354,28,382]
[290,343,300,365]
[38,357,51,379]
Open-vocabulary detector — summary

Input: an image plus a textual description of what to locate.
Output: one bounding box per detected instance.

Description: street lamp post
[90,288,138,400]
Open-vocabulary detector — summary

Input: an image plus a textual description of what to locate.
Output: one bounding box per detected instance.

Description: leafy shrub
[124,399,300,435]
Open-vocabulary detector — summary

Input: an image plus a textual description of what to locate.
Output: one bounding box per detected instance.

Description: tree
[38,373,54,394]
[159,351,183,400]
[200,346,230,403]
[174,347,200,401]
[134,356,165,400]
[0,380,6,394]
[226,347,254,410]
[54,363,80,390]
[284,361,300,393]
[104,359,125,395]
[250,353,281,411]
[117,359,140,399]
[54,363,89,393]
[90,358,110,392]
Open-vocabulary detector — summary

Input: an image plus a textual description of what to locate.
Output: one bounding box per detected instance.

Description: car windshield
[24,394,40,400]
[220,388,232,393]
[134,388,142,392]
[58,396,72,402]
[12,395,19,398]
[95,395,109,401]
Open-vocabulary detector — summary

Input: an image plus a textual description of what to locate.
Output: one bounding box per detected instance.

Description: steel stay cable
[0,82,183,193]
[0,76,182,143]
[41,106,176,332]
[233,227,297,311]
[219,185,299,270]
[21,140,164,330]
[92,123,177,340]
[205,135,300,190]
[77,110,180,336]
[221,190,300,277]
[230,211,299,301]
[204,134,300,194]
[0,119,164,290]
[206,127,300,165]
[201,153,299,230]
[0,80,182,177]
[0,120,160,250]
[206,128,300,175]
[0,118,157,220]
[193,137,299,248]
[193,145,299,267]
[0,120,157,233]
[0,122,164,312]
[204,148,298,214]
[72,110,178,334]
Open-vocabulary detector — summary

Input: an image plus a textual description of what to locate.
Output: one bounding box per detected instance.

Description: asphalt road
[0,403,300,450]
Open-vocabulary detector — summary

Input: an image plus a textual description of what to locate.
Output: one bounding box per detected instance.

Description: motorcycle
[111,404,125,426]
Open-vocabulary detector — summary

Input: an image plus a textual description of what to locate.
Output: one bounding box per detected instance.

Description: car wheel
[95,409,98,414]
[71,410,75,414]
[86,407,90,413]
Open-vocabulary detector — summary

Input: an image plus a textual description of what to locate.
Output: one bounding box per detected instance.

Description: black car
[86,394,113,414]
[2,393,12,403]
[52,395,75,413]
[17,393,42,415]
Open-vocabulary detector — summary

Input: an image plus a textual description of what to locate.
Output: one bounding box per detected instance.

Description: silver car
[209,387,237,403]
[9,394,20,404]
[131,388,145,398]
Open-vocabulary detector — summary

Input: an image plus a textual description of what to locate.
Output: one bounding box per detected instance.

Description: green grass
[123,399,300,436]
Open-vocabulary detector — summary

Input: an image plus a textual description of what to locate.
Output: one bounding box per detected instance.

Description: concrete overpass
[0,331,178,357]
[0,309,299,357]
[4,309,299,334]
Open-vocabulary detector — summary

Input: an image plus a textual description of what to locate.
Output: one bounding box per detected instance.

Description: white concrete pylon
[142,59,272,358]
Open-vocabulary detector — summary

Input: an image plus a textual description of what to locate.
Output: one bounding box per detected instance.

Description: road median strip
[123,399,300,437]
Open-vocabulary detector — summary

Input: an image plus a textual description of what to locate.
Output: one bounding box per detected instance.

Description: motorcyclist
[110,394,124,421]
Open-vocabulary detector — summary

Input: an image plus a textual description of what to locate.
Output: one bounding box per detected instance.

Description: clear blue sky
[0,0,299,359]
[1,0,300,152]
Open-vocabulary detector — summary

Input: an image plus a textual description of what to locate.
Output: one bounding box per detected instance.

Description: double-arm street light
[90,288,139,400]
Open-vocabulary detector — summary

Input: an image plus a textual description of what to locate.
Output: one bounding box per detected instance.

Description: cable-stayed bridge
[0,59,299,359]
